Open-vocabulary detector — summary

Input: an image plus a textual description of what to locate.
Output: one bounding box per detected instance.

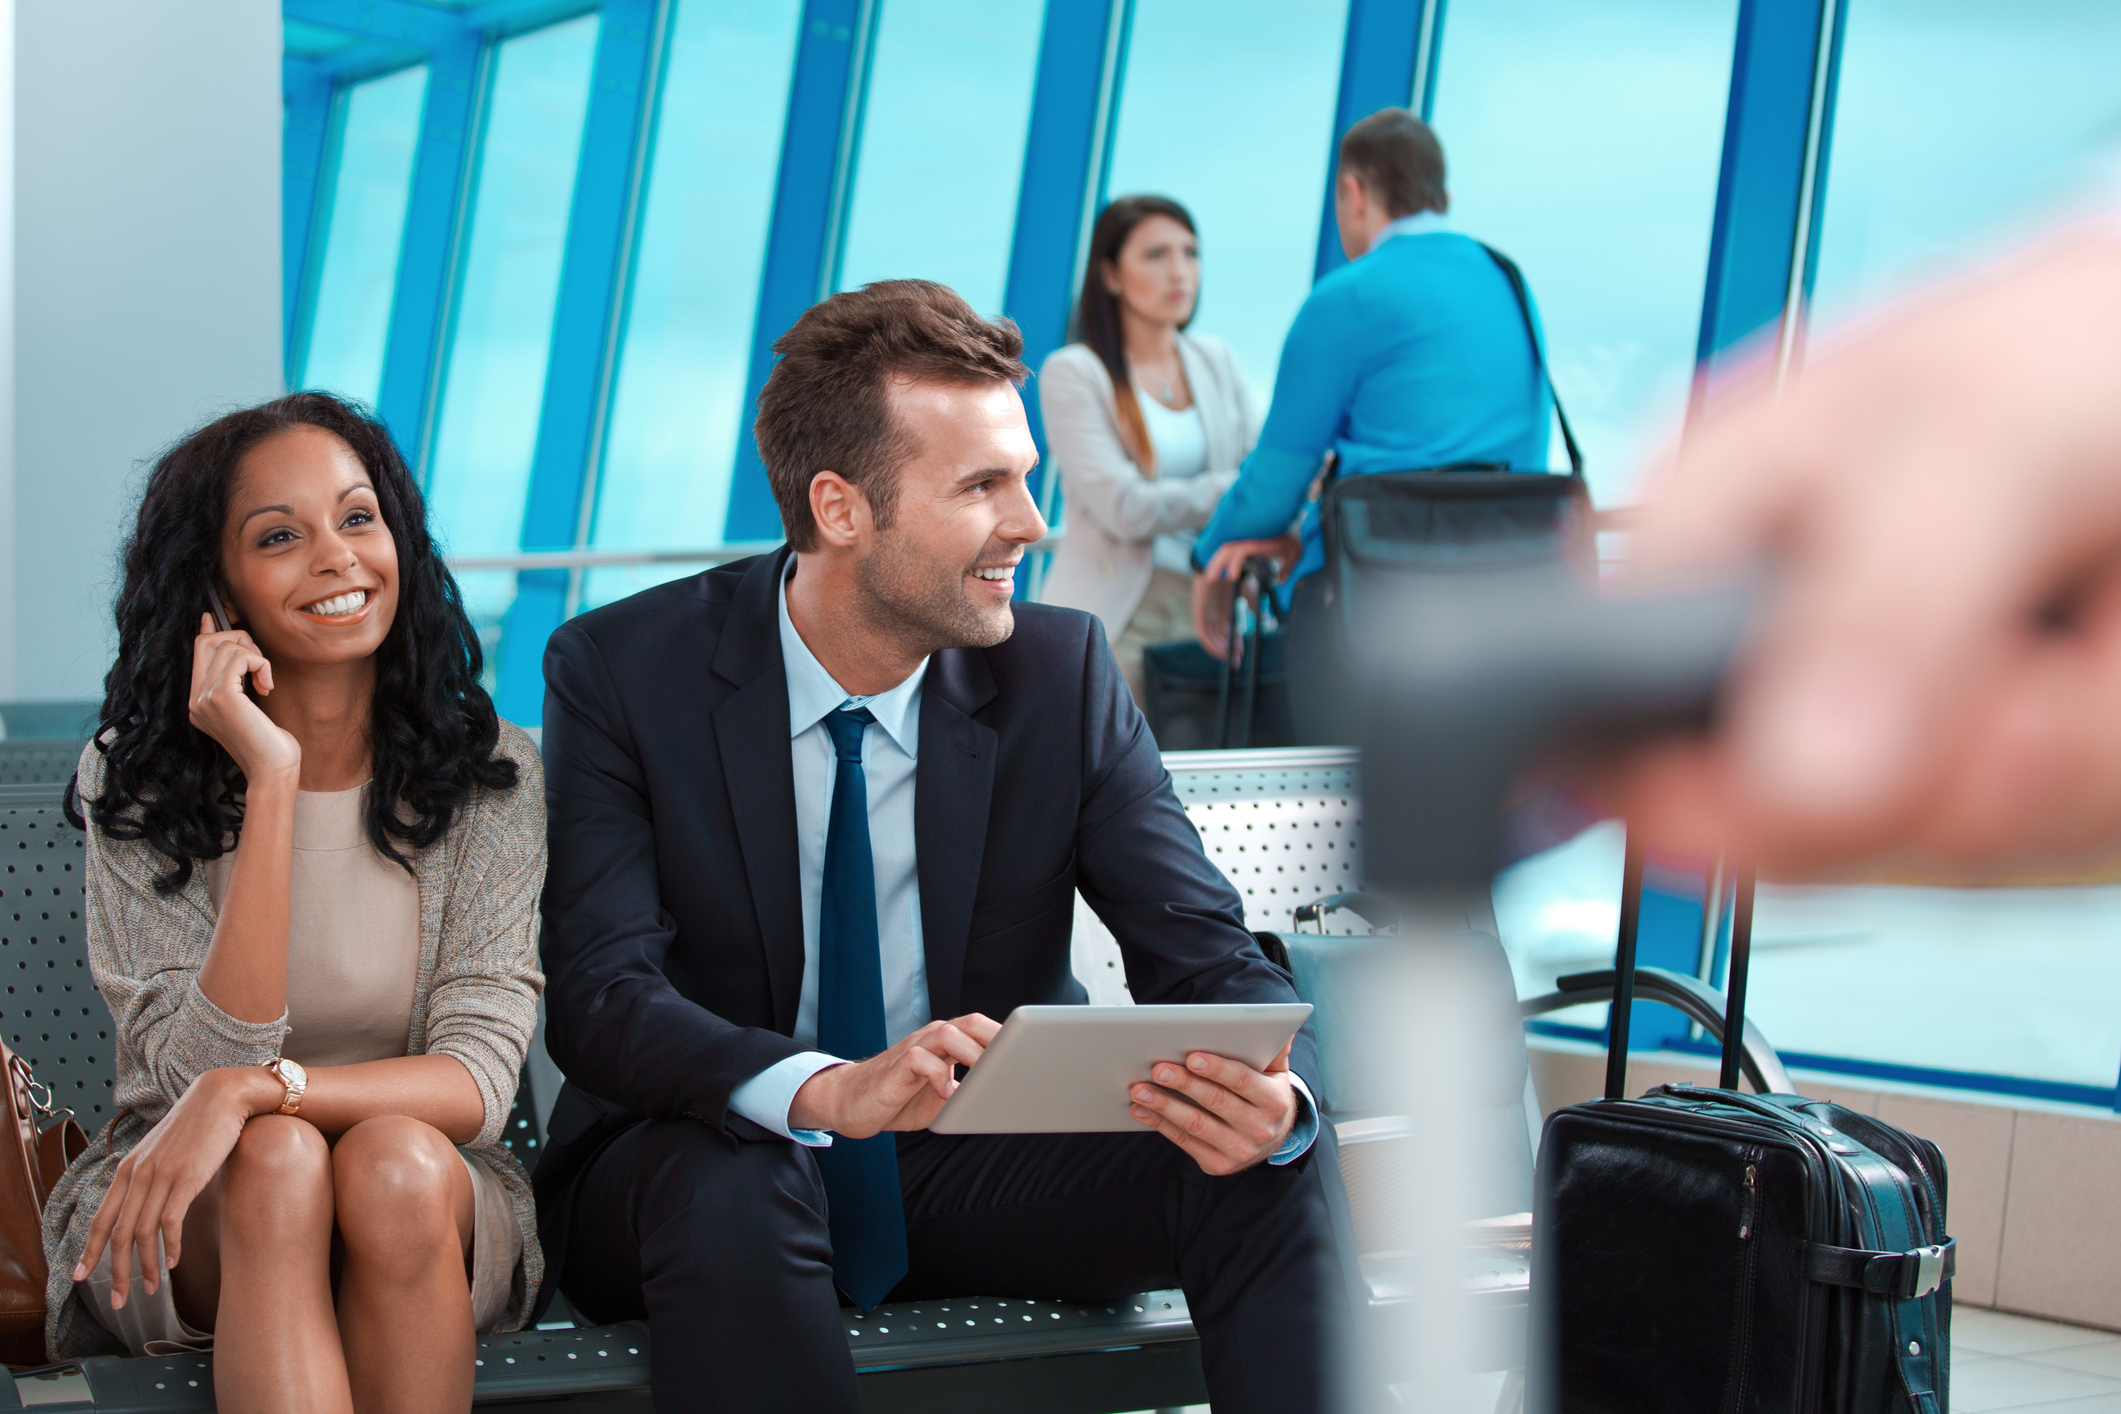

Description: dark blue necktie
[813,705,907,1311]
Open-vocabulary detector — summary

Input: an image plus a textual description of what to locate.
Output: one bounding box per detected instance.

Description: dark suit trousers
[560,1119,1342,1413]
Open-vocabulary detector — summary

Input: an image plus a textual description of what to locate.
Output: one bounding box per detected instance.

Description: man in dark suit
[533,279,1338,1412]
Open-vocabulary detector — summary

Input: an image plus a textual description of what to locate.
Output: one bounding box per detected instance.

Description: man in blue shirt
[1191,109,1553,719]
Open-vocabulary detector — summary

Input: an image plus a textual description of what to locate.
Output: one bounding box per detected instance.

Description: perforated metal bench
[0,740,87,790]
[0,787,1214,1411]
[2,747,1584,1411]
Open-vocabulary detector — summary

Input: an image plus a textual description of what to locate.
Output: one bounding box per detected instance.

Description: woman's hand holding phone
[190,614,301,783]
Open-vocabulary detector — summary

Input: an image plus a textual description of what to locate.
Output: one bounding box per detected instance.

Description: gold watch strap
[266,1057,308,1115]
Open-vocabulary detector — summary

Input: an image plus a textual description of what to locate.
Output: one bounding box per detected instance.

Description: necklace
[1139,353,1180,406]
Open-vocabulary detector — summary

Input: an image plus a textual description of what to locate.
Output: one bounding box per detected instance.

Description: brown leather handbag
[0,1046,87,1366]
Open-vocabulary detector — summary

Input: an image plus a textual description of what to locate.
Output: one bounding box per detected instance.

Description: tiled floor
[1955,1307,2121,1413]
[1127,1308,2121,1412]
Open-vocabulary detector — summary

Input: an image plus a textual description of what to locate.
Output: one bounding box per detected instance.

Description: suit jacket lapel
[710,548,805,1035]
[916,647,997,1022]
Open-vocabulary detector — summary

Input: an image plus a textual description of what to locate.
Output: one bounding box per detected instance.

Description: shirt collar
[1367,208,1451,254]
[778,558,928,757]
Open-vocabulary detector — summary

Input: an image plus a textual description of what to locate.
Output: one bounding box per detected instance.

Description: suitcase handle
[1605,832,1757,1101]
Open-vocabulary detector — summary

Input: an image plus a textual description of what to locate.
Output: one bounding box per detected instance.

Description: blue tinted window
[589,0,802,557]
[424,15,600,559]
[1103,0,1352,400]
[1430,0,1739,505]
[1743,1,2121,1099]
[1811,0,2121,331]
[833,0,1045,314]
[299,64,428,409]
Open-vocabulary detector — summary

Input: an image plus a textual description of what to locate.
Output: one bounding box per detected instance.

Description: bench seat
[4,1291,1204,1412]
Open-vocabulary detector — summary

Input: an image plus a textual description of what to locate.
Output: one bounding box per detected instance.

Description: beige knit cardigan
[43,725,548,1357]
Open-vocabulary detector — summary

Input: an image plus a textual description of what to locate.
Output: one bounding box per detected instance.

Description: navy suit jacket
[531,547,1318,1278]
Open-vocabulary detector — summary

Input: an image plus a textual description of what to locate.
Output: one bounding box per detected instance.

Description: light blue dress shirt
[726,565,930,1144]
[730,559,1316,1165]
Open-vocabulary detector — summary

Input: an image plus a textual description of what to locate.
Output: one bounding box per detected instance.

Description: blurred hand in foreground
[1584,227,2121,876]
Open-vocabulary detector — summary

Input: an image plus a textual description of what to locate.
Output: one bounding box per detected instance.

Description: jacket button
[1099,563,1114,577]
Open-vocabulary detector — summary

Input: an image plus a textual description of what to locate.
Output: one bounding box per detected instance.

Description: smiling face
[852,377,1046,653]
[1106,214,1200,331]
[217,423,399,668]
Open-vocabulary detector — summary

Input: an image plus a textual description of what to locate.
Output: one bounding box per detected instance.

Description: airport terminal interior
[4,0,2121,1409]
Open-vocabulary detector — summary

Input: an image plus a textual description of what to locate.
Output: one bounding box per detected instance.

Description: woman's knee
[217,1114,333,1243]
[332,1115,465,1255]
[223,1113,332,1195]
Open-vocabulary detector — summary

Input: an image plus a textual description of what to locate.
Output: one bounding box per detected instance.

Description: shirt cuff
[727,1051,843,1146]
[1269,1073,1320,1165]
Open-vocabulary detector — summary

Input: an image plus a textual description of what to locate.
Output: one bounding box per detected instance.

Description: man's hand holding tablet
[789,1014,1001,1138]
[925,1003,1312,1173]
[1128,1039,1299,1175]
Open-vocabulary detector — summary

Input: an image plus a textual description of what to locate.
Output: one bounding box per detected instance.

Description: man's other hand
[1129,1041,1297,1175]
[789,1015,999,1139]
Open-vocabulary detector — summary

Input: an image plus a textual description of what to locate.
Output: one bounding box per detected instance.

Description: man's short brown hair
[1338,107,1447,219]
[754,280,1030,550]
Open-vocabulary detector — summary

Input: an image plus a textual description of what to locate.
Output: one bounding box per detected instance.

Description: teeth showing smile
[972,567,1014,582]
[303,589,370,617]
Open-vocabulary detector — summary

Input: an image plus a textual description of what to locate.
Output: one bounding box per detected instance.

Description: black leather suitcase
[1529,843,1957,1413]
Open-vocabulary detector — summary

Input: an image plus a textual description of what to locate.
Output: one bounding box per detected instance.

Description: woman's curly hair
[66,392,519,891]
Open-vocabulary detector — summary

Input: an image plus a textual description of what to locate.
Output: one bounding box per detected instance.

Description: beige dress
[70,778,530,1355]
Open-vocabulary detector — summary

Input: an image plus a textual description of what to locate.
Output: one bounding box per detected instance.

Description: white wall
[2,0,282,701]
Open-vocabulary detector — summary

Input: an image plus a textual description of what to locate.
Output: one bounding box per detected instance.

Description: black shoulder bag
[1315,246,1594,669]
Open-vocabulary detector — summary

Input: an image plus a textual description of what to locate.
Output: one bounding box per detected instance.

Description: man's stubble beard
[854,529,1015,658]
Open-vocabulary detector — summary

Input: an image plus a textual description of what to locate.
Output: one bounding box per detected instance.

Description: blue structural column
[282,58,339,383]
[284,0,496,446]
[1311,0,1437,284]
[1693,0,1846,375]
[1000,0,1131,510]
[373,27,485,463]
[1601,0,1846,1056]
[723,0,876,543]
[493,0,664,726]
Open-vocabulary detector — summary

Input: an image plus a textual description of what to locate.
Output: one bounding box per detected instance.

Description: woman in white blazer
[1038,195,1261,702]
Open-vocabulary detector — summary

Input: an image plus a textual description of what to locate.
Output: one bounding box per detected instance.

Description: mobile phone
[205,584,233,633]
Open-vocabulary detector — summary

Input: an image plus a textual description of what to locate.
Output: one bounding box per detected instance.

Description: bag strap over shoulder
[1480,245,1585,481]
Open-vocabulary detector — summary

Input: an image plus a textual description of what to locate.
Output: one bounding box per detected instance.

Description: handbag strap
[1480,245,1585,481]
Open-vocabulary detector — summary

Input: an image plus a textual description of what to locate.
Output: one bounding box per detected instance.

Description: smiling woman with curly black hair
[44,392,545,1414]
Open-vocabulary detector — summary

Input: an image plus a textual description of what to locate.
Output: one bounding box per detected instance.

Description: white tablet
[928,1003,1313,1135]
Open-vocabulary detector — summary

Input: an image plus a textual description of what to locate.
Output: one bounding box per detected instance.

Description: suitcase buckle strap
[1802,1237,1955,1299]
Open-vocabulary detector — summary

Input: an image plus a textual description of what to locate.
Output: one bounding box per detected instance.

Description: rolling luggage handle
[1602,832,1757,1102]
[1212,557,1280,750]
